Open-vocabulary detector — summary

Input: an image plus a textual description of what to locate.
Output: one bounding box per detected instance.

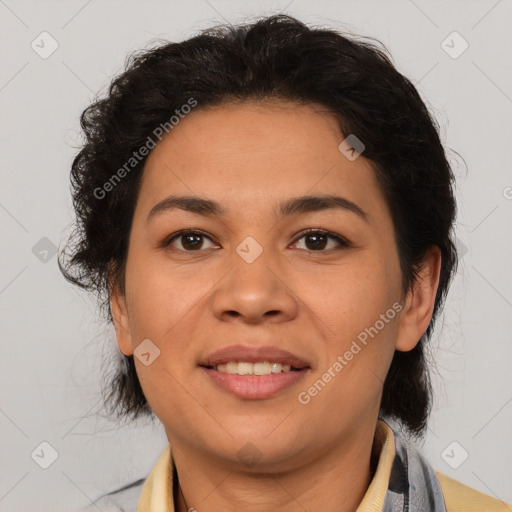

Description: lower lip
[201,367,309,400]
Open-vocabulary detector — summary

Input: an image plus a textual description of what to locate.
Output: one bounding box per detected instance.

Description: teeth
[238,362,253,375]
[254,362,271,375]
[226,361,238,373]
[215,361,293,375]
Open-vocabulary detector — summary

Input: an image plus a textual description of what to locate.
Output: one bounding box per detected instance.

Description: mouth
[204,361,306,375]
[198,345,311,400]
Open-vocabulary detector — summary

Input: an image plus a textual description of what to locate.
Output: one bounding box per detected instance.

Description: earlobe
[395,246,442,352]
[109,284,134,357]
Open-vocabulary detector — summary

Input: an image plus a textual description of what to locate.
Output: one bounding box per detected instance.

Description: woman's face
[112,100,435,470]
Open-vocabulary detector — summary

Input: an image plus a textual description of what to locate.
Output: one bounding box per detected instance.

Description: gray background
[1,0,511,510]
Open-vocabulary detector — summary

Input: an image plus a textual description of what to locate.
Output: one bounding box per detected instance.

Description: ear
[395,246,442,352]
[109,279,134,357]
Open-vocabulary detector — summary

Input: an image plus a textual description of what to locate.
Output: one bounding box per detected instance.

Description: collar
[356,419,396,511]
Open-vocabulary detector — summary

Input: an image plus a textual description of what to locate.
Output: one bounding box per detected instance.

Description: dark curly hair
[59,14,458,438]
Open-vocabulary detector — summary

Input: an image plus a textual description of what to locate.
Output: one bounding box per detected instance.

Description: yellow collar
[356,420,396,511]
[137,419,395,512]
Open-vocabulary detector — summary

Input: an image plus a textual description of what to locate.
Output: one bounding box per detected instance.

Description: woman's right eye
[163,230,220,251]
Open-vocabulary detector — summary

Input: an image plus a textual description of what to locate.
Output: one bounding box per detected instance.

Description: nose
[211,251,299,325]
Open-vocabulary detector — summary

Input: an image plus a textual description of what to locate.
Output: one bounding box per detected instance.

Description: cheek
[302,250,402,395]
[303,251,401,338]
[124,252,198,339]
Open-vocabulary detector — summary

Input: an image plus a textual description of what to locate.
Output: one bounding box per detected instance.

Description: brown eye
[164,231,219,251]
[180,233,204,250]
[292,230,350,251]
[303,233,328,250]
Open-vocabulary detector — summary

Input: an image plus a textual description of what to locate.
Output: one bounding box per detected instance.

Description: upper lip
[198,344,310,369]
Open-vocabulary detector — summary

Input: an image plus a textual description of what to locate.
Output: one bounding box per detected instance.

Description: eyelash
[161,228,351,252]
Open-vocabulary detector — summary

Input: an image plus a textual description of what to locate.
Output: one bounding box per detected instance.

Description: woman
[59,14,511,512]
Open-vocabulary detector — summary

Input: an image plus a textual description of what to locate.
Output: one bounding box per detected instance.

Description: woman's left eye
[291,230,350,251]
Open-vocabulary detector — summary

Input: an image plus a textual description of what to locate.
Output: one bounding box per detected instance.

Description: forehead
[135,100,386,222]
[165,100,342,150]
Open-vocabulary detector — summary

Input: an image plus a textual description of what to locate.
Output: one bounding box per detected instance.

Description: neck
[171,420,381,512]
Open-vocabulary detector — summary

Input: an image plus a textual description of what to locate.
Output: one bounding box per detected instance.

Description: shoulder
[437,472,512,512]
[81,477,146,512]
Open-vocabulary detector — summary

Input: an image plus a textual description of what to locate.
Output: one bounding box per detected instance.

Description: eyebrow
[146,194,368,224]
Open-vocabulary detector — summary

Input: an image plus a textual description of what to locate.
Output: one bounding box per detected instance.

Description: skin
[111,100,441,512]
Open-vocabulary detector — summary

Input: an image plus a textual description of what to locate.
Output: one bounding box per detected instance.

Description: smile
[209,361,302,375]
[198,344,311,399]
[201,363,310,400]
